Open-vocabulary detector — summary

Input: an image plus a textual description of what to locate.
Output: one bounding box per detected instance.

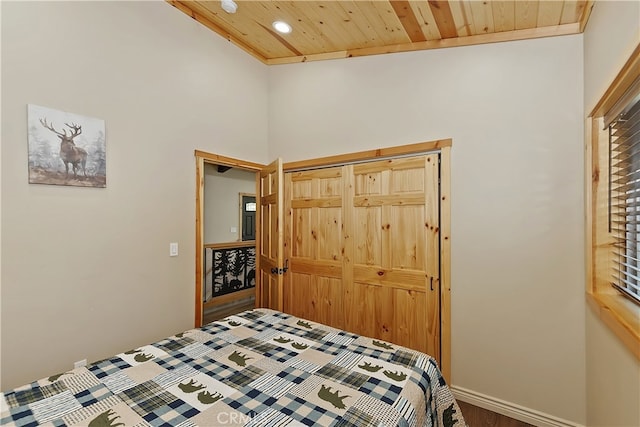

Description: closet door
[282,154,440,359]
[258,158,284,310]
[283,166,344,328]
[345,155,440,357]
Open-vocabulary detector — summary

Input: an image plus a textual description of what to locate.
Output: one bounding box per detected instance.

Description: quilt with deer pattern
[1,309,465,427]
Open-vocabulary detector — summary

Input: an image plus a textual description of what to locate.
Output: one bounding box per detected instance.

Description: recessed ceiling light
[272,21,292,34]
[221,0,237,14]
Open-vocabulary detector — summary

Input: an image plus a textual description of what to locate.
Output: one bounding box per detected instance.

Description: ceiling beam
[390,1,427,43]
[266,22,581,65]
[257,22,303,56]
[427,1,458,39]
[167,1,269,64]
[579,1,596,33]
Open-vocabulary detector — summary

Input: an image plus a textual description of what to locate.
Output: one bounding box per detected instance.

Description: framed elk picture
[27,104,106,187]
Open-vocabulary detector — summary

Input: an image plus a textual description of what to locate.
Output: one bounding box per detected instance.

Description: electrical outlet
[74,359,87,369]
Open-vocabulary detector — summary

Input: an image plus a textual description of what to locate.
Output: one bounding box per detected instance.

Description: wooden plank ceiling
[168,1,593,64]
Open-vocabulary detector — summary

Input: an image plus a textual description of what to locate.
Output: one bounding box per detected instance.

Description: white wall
[0,1,3,383]
[204,164,256,243]
[268,36,586,424]
[583,2,640,426]
[584,1,640,113]
[0,1,268,390]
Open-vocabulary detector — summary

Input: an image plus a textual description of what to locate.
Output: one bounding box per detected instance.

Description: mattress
[1,309,465,426]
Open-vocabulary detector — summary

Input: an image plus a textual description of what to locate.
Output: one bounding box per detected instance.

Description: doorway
[194,151,264,327]
[240,193,256,241]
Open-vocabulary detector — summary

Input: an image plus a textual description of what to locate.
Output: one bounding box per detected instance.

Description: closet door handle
[271,261,289,275]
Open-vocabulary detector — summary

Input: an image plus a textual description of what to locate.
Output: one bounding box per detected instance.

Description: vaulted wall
[268,34,586,424]
[0,1,269,389]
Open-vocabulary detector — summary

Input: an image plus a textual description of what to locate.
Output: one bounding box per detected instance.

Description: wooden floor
[458,401,534,427]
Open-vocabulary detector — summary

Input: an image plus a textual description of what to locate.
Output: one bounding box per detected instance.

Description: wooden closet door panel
[348,282,394,342]
[348,283,427,351]
[284,167,344,329]
[314,276,344,327]
[351,266,426,291]
[389,205,426,270]
[353,207,382,265]
[317,207,342,261]
[347,154,440,357]
[285,273,343,327]
[285,272,312,320]
[292,207,313,258]
[394,288,428,352]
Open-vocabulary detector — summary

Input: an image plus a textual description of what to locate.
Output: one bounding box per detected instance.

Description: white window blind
[610,82,640,305]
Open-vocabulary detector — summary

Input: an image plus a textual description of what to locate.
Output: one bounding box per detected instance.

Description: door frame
[194,150,265,327]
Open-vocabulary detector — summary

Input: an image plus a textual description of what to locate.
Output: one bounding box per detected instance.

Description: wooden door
[284,166,344,328]
[283,154,440,358]
[257,158,284,310]
[241,195,256,241]
[345,155,440,357]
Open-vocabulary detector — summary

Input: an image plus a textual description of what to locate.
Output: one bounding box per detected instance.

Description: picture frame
[27,104,106,187]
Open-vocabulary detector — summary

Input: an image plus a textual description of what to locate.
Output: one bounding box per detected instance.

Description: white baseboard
[451,386,584,427]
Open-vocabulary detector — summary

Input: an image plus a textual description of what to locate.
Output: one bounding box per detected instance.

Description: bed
[1,309,465,427]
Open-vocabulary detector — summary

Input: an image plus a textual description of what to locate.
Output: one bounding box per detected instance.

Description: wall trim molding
[451,386,584,427]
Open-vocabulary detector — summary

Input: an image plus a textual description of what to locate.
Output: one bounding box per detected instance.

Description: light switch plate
[170,242,178,257]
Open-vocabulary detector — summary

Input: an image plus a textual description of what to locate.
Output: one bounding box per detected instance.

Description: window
[587,43,640,359]
[609,90,640,304]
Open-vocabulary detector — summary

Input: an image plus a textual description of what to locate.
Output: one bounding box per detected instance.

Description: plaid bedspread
[1,309,465,427]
